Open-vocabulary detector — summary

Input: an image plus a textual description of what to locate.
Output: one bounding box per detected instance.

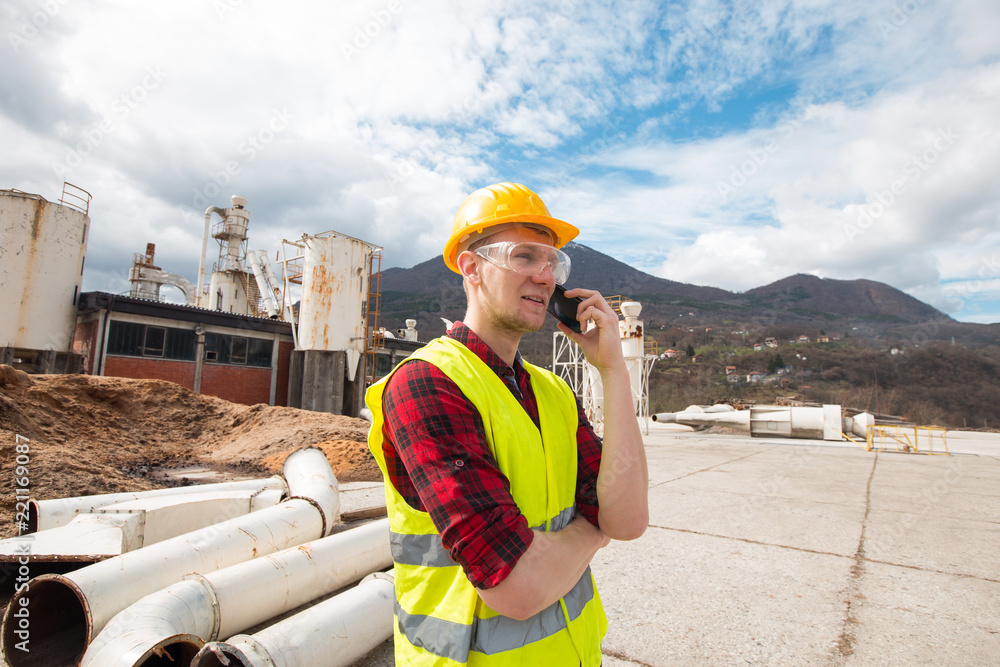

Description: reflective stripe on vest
[396,566,597,662]
[390,503,577,568]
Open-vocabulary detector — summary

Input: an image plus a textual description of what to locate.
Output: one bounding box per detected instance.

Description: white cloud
[581,58,1000,319]
[2,0,999,323]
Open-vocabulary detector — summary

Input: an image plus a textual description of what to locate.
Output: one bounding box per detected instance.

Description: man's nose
[531,263,555,284]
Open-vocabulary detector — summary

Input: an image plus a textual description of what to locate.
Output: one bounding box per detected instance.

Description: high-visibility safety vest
[366,336,607,665]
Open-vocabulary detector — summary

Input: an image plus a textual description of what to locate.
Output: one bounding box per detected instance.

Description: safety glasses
[472,241,572,284]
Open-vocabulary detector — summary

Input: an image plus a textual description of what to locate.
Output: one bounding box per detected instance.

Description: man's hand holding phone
[547,284,584,333]
[549,286,629,375]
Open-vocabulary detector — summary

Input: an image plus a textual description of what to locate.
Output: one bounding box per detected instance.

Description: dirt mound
[259,439,382,481]
[0,366,379,538]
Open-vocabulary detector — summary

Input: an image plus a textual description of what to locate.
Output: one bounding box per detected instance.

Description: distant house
[725,366,739,383]
[796,335,811,343]
[752,342,764,352]
[765,337,778,348]
[691,354,705,363]
[662,349,677,359]
[747,371,764,383]
[817,335,830,343]
[725,365,738,375]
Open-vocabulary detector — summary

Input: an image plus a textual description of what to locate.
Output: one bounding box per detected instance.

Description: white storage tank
[1,188,90,353]
[208,271,252,314]
[297,232,376,355]
[619,301,645,412]
[582,301,647,424]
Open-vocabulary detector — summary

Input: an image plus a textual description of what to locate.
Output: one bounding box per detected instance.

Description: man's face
[473,226,557,334]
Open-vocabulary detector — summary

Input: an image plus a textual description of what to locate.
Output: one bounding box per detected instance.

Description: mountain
[379,242,732,300]
[376,243,996,347]
[743,274,943,321]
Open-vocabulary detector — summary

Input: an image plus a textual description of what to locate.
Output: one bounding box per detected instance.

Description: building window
[247,337,273,366]
[143,327,165,357]
[107,321,144,356]
[107,322,196,361]
[165,329,197,359]
[230,336,248,364]
[374,352,394,379]
[204,333,272,368]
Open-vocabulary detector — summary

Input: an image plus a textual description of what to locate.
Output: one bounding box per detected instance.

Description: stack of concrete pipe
[0,447,394,667]
[0,479,288,565]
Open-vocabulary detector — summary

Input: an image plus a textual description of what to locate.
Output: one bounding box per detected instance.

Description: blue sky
[3,0,999,323]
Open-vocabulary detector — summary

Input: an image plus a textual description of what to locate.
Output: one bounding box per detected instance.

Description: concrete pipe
[652,406,751,430]
[80,518,391,667]
[1,488,284,561]
[0,447,338,667]
[193,572,395,667]
[27,475,287,533]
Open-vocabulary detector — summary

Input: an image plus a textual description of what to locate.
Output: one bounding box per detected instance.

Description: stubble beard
[480,281,545,334]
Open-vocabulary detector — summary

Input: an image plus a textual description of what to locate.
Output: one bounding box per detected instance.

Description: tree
[686,344,696,357]
[767,354,785,374]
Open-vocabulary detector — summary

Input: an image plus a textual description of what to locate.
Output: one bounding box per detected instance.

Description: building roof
[78,292,293,335]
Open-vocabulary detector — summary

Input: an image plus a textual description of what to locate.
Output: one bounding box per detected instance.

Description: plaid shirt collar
[446,321,523,382]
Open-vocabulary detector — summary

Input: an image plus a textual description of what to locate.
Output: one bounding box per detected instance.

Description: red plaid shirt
[380,322,602,590]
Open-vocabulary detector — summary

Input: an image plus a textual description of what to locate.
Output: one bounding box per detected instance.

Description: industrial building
[2,185,421,416]
[73,291,296,406]
[4,183,657,422]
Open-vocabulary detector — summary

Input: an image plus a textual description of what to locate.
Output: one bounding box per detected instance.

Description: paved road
[357,426,1000,665]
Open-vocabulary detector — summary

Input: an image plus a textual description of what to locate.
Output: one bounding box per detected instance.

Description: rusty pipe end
[192,640,264,667]
[1,573,92,667]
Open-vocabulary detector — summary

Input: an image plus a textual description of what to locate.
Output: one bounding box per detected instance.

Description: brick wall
[201,364,273,405]
[73,319,99,374]
[104,356,197,390]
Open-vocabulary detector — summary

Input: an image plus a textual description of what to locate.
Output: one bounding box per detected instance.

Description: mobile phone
[547,284,583,333]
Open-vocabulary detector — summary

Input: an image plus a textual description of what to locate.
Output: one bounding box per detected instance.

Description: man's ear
[456,250,482,285]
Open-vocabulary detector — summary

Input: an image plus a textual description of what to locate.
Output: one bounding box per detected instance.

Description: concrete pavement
[356,425,1000,665]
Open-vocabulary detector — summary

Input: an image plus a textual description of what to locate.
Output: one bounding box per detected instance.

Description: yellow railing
[865,424,949,455]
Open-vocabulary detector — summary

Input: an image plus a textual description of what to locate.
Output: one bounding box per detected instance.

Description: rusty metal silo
[0,184,91,373]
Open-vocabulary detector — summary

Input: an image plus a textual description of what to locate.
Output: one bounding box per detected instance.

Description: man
[366,182,648,665]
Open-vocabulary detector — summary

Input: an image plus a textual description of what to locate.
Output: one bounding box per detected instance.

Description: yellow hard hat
[443,182,579,274]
